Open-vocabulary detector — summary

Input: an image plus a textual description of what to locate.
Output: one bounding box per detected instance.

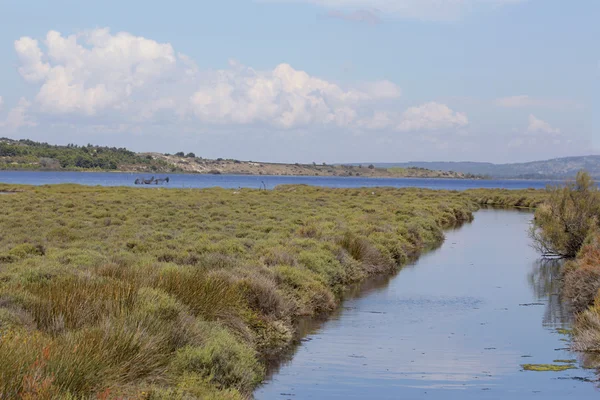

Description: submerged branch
[540,253,567,260]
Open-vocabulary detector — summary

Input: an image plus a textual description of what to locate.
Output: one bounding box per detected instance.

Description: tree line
[0,139,163,170]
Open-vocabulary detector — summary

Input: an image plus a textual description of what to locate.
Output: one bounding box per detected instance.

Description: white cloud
[0,96,3,110]
[358,111,394,130]
[15,29,179,116]
[14,29,403,130]
[0,98,37,129]
[190,63,401,128]
[527,114,560,135]
[495,95,580,109]
[15,37,51,82]
[266,0,526,21]
[190,62,387,128]
[396,102,468,132]
[361,80,401,99]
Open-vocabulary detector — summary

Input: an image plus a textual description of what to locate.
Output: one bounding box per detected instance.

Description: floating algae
[522,364,577,372]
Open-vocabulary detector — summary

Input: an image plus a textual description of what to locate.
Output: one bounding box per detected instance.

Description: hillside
[368,156,600,179]
[0,138,478,179]
[0,138,172,172]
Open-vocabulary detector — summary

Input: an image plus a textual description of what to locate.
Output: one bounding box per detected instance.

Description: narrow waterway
[255,209,598,399]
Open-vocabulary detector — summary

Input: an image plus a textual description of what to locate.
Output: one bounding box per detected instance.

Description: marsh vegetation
[0,183,493,398]
[0,182,551,398]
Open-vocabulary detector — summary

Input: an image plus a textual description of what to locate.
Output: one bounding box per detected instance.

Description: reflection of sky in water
[528,259,573,327]
[256,210,599,399]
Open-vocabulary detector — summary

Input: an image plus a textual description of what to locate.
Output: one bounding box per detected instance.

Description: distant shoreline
[3,138,594,180]
[0,169,571,182]
[0,167,486,180]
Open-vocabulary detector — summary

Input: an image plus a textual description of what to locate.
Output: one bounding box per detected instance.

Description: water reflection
[264,262,410,380]
[528,259,572,327]
[529,260,600,382]
[262,229,466,380]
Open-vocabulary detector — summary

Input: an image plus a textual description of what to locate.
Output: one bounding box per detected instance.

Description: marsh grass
[24,275,137,333]
[0,183,544,397]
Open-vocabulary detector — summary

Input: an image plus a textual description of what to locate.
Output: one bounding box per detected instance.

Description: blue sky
[0,0,597,163]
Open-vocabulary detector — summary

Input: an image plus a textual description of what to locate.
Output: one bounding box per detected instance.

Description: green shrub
[171,322,264,393]
[530,171,600,258]
[8,243,45,259]
[275,265,335,315]
[236,273,288,318]
[147,373,244,400]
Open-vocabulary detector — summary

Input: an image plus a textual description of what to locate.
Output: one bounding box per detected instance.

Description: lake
[0,171,556,190]
[255,209,598,399]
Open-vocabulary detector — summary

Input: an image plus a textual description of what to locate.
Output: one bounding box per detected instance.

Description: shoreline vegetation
[0,138,482,179]
[0,183,543,399]
[528,171,600,370]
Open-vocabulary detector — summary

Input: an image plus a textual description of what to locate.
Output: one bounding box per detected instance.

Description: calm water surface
[0,171,555,190]
[255,210,598,399]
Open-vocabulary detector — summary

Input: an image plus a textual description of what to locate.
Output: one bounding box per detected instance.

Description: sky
[0,0,597,164]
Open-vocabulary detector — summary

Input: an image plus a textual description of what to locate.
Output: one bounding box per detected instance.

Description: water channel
[255,209,598,399]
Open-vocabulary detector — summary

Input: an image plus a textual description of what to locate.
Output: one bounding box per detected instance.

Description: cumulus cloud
[189,62,397,128]
[267,0,525,21]
[327,9,381,24]
[361,80,401,99]
[527,114,560,135]
[495,95,580,109]
[15,29,180,116]
[0,98,37,129]
[10,29,469,138]
[14,29,404,131]
[190,63,401,129]
[396,102,468,132]
[15,37,51,82]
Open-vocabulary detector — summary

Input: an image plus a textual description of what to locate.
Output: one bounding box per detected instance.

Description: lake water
[0,171,556,190]
[255,209,598,399]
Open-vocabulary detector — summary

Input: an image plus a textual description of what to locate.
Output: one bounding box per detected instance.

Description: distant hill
[0,138,479,179]
[365,156,600,179]
[0,137,173,172]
